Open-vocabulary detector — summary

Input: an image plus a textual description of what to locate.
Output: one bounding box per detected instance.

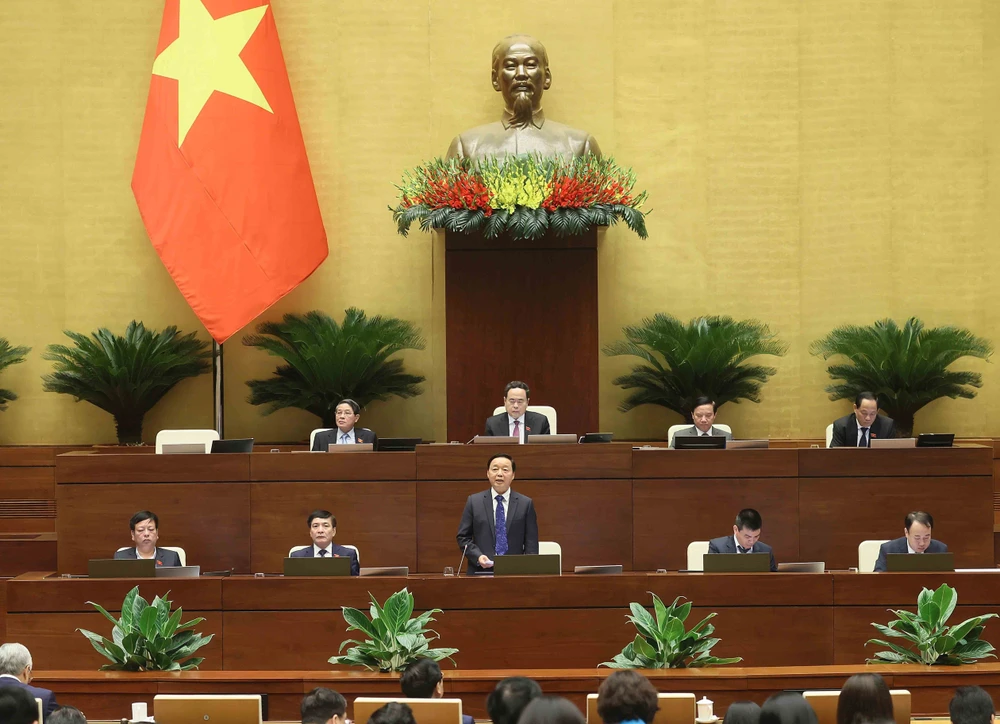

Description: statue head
[491,35,551,127]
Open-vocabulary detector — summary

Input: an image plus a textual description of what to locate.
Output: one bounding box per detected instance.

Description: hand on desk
[478,555,494,568]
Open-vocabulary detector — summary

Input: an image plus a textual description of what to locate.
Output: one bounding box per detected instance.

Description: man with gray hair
[0,643,58,717]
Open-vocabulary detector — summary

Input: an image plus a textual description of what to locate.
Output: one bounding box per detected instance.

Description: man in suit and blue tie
[669,396,734,448]
[0,643,59,718]
[874,511,948,572]
[311,399,378,451]
[707,508,778,571]
[289,509,360,576]
[830,391,897,447]
[456,453,539,574]
[113,510,182,567]
[483,381,551,443]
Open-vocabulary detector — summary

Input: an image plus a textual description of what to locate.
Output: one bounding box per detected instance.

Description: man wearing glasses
[830,391,897,447]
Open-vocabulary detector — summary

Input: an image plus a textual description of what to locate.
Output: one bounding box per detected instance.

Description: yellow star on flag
[152,0,273,147]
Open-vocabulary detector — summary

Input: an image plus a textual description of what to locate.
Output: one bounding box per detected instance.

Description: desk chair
[825,424,834,448]
[539,540,562,573]
[803,689,910,724]
[155,429,219,454]
[586,693,696,724]
[686,541,710,571]
[858,540,889,572]
[353,698,463,724]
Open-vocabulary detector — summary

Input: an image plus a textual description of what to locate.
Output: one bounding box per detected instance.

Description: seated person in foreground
[484,380,550,442]
[368,703,416,724]
[113,510,181,566]
[47,707,88,724]
[301,686,347,724]
[0,684,40,724]
[0,643,59,717]
[519,697,585,724]
[597,670,659,724]
[707,508,777,571]
[290,510,359,575]
[456,453,539,573]
[487,677,543,724]
[669,396,733,447]
[400,658,474,724]
[950,686,995,724]
[830,391,896,447]
[311,399,377,450]
[837,673,893,724]
[873,510,947,572]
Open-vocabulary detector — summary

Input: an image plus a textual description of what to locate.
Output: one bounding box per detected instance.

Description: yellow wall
[0,0,997,444]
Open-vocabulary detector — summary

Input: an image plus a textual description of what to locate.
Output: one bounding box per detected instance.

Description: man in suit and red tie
[113,510,182,567]
[456,453,539,574]
[311,399,378,451]
[483,381,550,443]
[830,391,897,447]
[289,509,360,576]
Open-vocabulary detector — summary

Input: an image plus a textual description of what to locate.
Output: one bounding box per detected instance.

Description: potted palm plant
[810,318,992,437]
[603,314,787,422]
[243,308,425,427]
[42,321,212,444]
[0,339,30,411]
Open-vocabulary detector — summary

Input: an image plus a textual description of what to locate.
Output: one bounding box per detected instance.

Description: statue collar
[501,107,545,130]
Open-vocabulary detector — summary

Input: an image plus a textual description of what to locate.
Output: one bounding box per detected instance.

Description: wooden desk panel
[249,482,417,571]
[632,449,798,479]
[56,452,248,483]
[0,447,58,466]
[798,446,992,478]
[834,571,1000,605]
[56,483,251,573]
[249,452,416,482]
[1,466,55,498]
[415,444,632,480]
[633,479,800,571]
[6,575,223,612]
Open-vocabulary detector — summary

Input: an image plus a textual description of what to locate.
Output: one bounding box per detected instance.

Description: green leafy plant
[0,339,30,411]
[42,321,212,444]
[810,317,992,437]
[603,314,787,422]
[77,586,213,671]
[244,308,425,427]
[601,593,742,669]
[866,583,997,665]
[328,588,458,672]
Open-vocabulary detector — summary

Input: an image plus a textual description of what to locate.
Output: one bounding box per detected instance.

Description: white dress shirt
[336,427,356,444]
[906,541,920,554]
[733,535,754,554]
[135,547,158,560]
[313,543,334,557]
[491,487,512,527]
[508,415,526,444]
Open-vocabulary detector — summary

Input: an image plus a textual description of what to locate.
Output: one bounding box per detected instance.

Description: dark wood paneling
[0,447,58,466]
[798,446,992,477]
[415,444,631,480]
[250,452,415,482]
[56,483,251,573]
[0,534,57,576]
[445,231,599,444]
[56,452,248,483]
[7,576,223,612]
[632,449,799,479]
[633,479,800,570]
[799,476,993,569]
[0,578,6,644]
[0,466,55,498]
[833,571,1000,605]
[249,482,417,572]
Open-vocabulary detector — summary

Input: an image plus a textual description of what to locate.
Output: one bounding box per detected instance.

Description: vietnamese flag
[132,0,327,344]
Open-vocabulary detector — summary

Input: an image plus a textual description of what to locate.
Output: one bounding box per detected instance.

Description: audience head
[307,509,337,548]
[760,693,818,724]
[335,399,362,433]
[48,707,88,724]
[733,508,764,550]
[0,643,32,681]
[368,702,416,724]
[853,392,879,427]
[519,696,586,724]
[0,685,39,724]
[128,510,159,553]
[837,673,893,724]
[301,687,347,724]
[725,702,762,724]
[950,686,995,724]
[487,676,544,724]
[597,670,659,724]
[504,381,530,419]
[400,657,444,699]
[904,511,934,553]
[487,453,516,495]
[691,395,718,433]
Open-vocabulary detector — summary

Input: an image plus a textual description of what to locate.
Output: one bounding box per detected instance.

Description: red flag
[132,0,327,343]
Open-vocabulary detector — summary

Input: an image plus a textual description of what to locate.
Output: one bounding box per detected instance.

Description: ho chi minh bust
[446,34,601,161]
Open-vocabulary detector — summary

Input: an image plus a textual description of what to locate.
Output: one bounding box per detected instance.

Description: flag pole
[213,341,224,437]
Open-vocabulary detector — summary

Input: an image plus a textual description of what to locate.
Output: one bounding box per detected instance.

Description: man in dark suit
[311,399,377,451]
[289,509,360,576]
[483,381,551,443]
[669,396,734,447]
[301,686,347,724]
[874,510,948,572]
[0,643,58,718]
[113,510,182,567]
[707,508,778,572]
[456,453,539,573]
[400,658,474,724]
[830,391,897,447]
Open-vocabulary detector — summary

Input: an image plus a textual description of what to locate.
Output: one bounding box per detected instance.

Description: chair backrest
[491,405,558,434]
[35,697,43,724]
[289,545,309,557]
[668,424,732,446]
[155,429,219,454]
[539,541,562,573]
[309,428,335,450]
[686,541,710,571]
[117,546,187,567]
[825,423,834,448]
[858,540,889,572]
[289,543,360,563]
[803,689,910,724]
[353,698,462,724]
[153,694,262,724]
[586,693,696,724]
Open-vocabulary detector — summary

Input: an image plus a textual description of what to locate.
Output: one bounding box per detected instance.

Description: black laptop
[702,553,771,572]
[674,435,727,450]
[375,438,422,452]
[492,554,561,576]
[283,557,352,576]
[885,552,955,571]
[88,558,156,578]
[916,433,954,448]
[210,438,254,453]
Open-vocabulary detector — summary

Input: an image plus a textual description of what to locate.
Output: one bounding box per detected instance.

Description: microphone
[456,544,469,577]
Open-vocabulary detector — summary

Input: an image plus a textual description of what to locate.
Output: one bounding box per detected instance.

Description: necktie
[512,419,520,440]
[859,428,869,448]
[737,545,749,554]
[495,495,508,556]
[318,548,328,557]
[341,433,349,444]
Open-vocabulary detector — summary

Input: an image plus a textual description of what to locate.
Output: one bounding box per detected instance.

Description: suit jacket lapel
[483,492,495,535]
[847,415,859,446]
[506,492,519,532]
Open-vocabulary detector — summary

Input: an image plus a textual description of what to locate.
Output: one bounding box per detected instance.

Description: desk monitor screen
[885,552,955,572]
[283,556,352,577]
[376,438,422,452]
[88,558,156,578]
[472,436,518,444]
[674,435,727,450]
[917,433,955,448]
[574,564,624,574]
[870,438,916,449]
[726,439,769,450]
[155,565,201,578]
[211,438,254,453]
[326,443,373,453]
[581,433,614,443]
[360,566,410,577]
[527,434,577,444]
[702,553,770,573]
[154,694,262,724]
[493,554,561,576]
[161,443,207,454]
[777,562,825,573]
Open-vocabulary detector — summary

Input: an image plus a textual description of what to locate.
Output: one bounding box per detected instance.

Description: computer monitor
[916,433,954,448]
[283,556,352,576]
[153,695,262,724]
[492,554,561,575]
[88,558,156,578]
[210,438,254,453]
[376,438,422,451]
[702,553,770,572]
[885,552,955,571]
[155,565,201,578]
[527,434,577,444]
[674,435,727,450]
[580,433,614,443]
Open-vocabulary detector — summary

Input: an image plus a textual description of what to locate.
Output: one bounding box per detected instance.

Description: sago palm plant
[0,339,31,411]
[42,321,212,444]
[810,318,992,437]
[243,308,425,427]
[603,314,788,422]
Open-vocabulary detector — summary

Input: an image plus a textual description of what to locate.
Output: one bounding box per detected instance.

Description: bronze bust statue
[446,34,601,160]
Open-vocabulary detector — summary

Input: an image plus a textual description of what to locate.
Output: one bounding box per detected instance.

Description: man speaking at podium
[457,453,538,574]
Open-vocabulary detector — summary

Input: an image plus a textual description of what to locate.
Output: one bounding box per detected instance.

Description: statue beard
[509,93,535,128]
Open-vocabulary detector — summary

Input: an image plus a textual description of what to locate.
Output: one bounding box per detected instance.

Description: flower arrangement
[391,155,648,241]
